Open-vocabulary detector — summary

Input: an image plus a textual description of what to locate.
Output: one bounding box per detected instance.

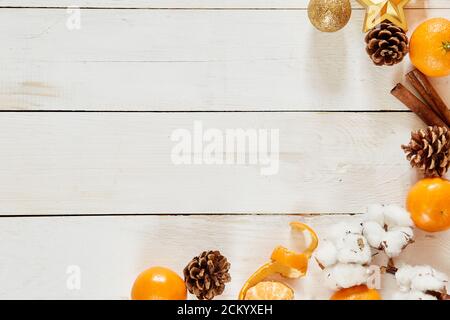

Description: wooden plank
[0,112,439,215]
[0,214,448,299]
[0,1,447,9]
[0,9,448,111]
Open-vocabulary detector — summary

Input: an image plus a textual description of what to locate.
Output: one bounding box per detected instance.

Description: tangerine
[410,18,450,77]
[406,178,450,232]
[330,285,381,300]
[131,266,187,300]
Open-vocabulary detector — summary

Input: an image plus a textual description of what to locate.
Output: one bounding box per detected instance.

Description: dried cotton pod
[315,221,373,289]
[324,263,369,290]
[362,205,414,258]
[393,264,449,300]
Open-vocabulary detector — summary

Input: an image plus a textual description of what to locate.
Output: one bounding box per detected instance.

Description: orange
[409,18,450,77]
[330,285,381,300]
[131,266,187,300]
[406,178,450,232]
[244,281,294,300]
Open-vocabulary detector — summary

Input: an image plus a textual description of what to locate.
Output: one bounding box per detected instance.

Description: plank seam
[0,110,412,113]
[0,7,444,10]
[0,213,359,218]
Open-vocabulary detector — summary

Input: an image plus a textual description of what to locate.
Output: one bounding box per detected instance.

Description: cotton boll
[384,205,413,229]
[396,265,448,293]
[432,269,449,285]
[363,221,384,248]
[363,205,414,256]
[411,273,447,292]
[410,266,448,292]
[390,226,413,239]
[365,204,385,226]
[393,291,437,300]
[381,229,413,258]
[329,221,363,243]
[336,234,372,264]
[315,240,338,268]
[395,265,432,291]
[324,271,340,290]
[324,263,368,289]
[395,265,417,291]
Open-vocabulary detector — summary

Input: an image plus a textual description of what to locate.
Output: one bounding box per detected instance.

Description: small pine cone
[365,22,409,66]
[183,250,231,300]
[402,126,450,177]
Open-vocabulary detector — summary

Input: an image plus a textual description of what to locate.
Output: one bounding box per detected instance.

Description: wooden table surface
[0,0,448,299]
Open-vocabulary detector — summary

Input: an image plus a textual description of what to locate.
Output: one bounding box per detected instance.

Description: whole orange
[409,18,450,77]
[131,266,187,300]
[407,178,450,232]
[330,285,381,300]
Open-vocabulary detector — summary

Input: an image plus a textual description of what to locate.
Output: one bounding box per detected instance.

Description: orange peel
[238,222,318,300]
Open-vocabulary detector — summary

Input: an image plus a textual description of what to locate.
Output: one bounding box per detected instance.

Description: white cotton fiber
[365,204,385,226]
[393,290,437,300]
[396,264,448,293]
[324,263,368,289]
[383,205,413,229]
[314,240,338,268]
[362,221,384,248]
[336,234,371,264]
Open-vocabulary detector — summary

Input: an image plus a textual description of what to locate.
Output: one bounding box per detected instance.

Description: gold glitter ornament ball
[308,0,352,32]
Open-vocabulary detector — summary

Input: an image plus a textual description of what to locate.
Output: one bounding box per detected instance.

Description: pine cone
[365,22,409,66]
[402,126,450,177]
[183,250,231,300]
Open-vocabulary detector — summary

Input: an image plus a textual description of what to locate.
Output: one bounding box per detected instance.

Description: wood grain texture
[0,215,448,299]
[0,0,447,9]
[0,112,440,215]
[0,8,448,111]
[0,2,449,301]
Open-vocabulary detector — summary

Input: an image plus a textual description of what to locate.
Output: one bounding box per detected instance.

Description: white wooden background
[0,0,448,299]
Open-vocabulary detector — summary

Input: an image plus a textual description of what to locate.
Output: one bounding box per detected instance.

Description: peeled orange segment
[237,260,306,300]
[238,262,280,300]
[238,222,318,300]
[244,281,294,300]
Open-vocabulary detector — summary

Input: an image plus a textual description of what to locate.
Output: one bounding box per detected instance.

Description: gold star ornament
[357,0,410,32]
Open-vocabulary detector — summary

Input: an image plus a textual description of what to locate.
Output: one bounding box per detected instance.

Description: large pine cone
[402,126,450,177]
[183,250,231,300]
[365,22,408,66]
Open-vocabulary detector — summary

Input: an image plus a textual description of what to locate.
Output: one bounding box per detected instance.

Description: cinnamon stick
[406,69,450,126]
[391,83,448,128]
